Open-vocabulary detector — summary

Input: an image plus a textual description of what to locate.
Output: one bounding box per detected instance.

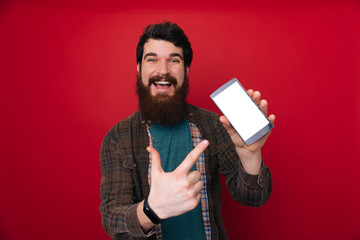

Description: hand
[146,140,209,220]
[220,89,275,152]
[219,90,275,174]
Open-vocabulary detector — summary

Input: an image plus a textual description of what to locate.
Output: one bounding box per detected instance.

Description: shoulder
[106,111,142,142]
[186,103,220,125]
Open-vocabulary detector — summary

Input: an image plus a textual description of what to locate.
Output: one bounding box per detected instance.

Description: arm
[219,89,275,175]
[100,129,210,238]
[100,131,155,239]
[217,90,275,206]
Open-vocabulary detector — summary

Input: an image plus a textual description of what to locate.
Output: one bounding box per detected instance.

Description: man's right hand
[146,139,209,220]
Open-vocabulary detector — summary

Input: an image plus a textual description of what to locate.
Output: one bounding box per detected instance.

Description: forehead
[143,39,183,58]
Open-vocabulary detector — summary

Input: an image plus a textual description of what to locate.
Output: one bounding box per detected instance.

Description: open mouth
[153,81,173,87]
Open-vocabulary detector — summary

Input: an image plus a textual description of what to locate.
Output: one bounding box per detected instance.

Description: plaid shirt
[100,104,272,240]
[146,122,211,239]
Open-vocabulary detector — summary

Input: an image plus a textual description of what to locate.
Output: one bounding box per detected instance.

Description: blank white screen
[212,82,269,141]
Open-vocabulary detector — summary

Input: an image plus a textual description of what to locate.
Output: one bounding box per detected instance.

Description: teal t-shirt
[150,119,206,240]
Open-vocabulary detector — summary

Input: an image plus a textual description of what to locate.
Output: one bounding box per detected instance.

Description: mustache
[148,74,178,87]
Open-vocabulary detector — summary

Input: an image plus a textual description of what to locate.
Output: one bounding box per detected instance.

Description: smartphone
[210,78,274,146]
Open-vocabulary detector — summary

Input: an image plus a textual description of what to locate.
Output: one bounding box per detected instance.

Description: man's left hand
[219,89,275,175]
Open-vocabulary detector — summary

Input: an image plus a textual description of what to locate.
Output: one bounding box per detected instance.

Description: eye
[147,58,157,63]
[170,59,180,63]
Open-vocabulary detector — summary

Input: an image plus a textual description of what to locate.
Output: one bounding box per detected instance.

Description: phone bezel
[210,78,274,146]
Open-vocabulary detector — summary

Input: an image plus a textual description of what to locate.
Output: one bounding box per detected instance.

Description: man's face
[136,39,190,125]
[137,39,190,96]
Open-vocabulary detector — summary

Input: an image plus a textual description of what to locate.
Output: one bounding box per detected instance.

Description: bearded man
[100,22,275,240]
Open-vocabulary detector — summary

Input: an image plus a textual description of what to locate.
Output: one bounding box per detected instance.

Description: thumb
[146,146,163,177]
[219,115,236,134]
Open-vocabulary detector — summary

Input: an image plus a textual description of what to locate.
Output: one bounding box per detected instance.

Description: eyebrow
[143,53,157,60]
[143,52,183,60]
[169,53,183,60]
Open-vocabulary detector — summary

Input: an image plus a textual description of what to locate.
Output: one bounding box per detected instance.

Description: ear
[186,66,190,75]
[137,63,140,73]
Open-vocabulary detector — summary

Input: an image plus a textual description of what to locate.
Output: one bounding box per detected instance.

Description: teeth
[155,81,171,85]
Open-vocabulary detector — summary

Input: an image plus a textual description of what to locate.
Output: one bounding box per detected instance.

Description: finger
[146,146,163,176]
[186,181,203,204]
[188,192,201,211]
[268,114,276,125]
[219,115,230,129]
[219,116,237,135]
[188,170,201,185]
[252,90,261,105]
[192,180,204,194]
[259,99,268,116]
[219,115,230,127]
[247,89,254,97]
[175,140,209,175]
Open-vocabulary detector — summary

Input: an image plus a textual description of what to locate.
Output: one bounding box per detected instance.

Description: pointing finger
[175,140,209,175]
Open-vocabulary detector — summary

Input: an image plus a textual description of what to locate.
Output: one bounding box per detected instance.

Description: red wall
[1,0,360,239]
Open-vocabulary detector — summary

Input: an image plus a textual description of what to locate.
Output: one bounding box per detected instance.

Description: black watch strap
[143,197,164,224]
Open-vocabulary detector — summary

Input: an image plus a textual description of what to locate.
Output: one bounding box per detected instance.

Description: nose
[157,60,169,75]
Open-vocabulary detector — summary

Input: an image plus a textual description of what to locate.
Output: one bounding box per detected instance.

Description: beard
[136,73,189,126]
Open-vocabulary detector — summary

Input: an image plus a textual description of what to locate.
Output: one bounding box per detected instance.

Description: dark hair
[136,22,193,68]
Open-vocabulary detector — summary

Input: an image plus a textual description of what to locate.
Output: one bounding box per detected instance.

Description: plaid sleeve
[100,130,155,239]
[214,114,273,207]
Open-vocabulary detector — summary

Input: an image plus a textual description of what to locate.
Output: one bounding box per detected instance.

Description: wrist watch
[143,197,164,224]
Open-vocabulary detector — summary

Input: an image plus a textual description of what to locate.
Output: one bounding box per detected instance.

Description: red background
[1,0,360,239]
